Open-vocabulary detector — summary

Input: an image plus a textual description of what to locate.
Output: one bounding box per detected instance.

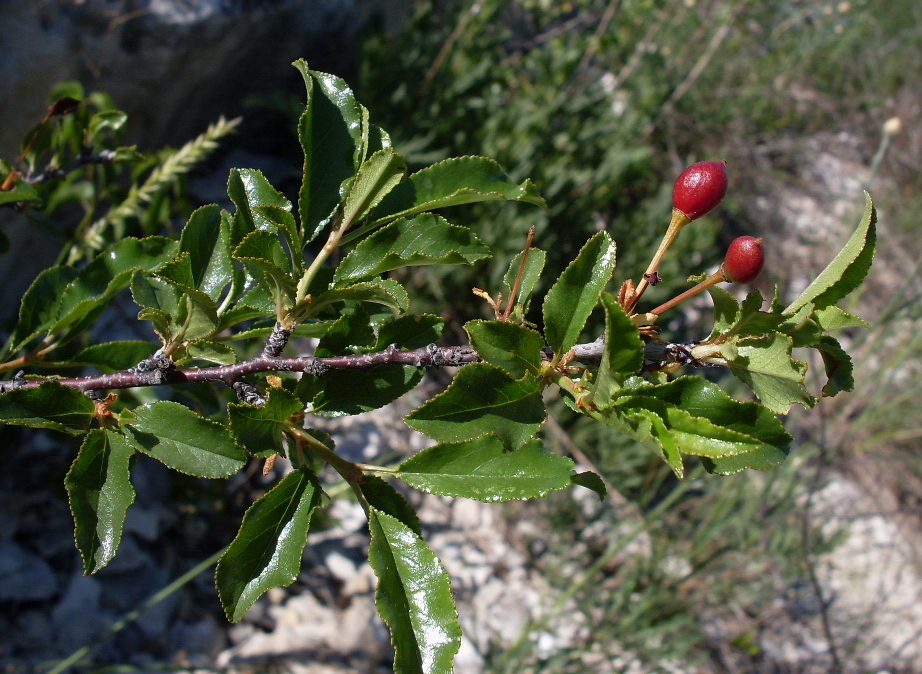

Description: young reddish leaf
[48,96,81,117]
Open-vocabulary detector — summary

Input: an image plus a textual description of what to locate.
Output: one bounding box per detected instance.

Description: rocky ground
[3,380,922,673]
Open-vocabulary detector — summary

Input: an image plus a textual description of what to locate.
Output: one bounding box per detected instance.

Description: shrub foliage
[0,62,874,671]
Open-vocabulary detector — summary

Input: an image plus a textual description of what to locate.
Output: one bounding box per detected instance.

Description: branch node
[304,358,329,377]
[233,380,267,406]
[262,323,293,358]
[0,371,29,394]
[129,351,176,385]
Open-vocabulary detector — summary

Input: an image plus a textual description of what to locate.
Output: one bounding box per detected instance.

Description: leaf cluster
[0,62,875,672]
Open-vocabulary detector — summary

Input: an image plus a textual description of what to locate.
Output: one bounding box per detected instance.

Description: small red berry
[722,236,764,283]
[672,160,728,220]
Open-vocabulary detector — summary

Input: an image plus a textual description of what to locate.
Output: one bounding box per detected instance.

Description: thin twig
[420,0,485,92]
[0,340,698,395]
[501,225,536,321]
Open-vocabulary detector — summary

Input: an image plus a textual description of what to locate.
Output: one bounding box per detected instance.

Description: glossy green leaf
[342,147,407,227]
[334,214,491,284]
[179,203,235,300]
[405,363,545,450]
[369,156,545,225]
[374,314,444,350]
[233,230,297,312]
[592,376,792,477]
[236,282,276,314]
[571,471,607,501]
[777,302,822,348]
[700,443,789,475]
[227,168,293,234]
[123,401,246,477]
[312,365,424,417]
[184,340,237,365]
[294,60,364,242]
[131,272,220,342]
[253,204,302,273]
[589,293,643,409]
[707,285,742,339]
[73,340,158,370]
[813,304,869,331]
[6,237,178,356]
[542,231,617,356]
[628,376,793,448]
[136,307,173,342]
[706,288,785,342]
[217,468,323,622]
[503,248,547,310]
[368,509,461,673]
[618,396,764,459]
[309,279,409,316]
[0,183,41,206]
[610,406,684,478]
[88,109,127,136]
[815,334,854,397]
[0,380,95,435]
[464,320,544,378]
[785,193,876,314]
[397,436,573,501]
[727,333,813,414]
[65,429,136,573]
[228,387,303,455]
[360,476,421,536]
[140,253,196,294]
[53,237,180,330]
[4,266,79,358]
[314,305,376,357]
[599,293,643,374]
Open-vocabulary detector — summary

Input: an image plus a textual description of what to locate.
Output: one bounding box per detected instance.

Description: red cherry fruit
[722,236,764,283]
[672,160,728,220]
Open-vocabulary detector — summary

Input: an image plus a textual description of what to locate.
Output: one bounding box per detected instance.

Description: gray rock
[0,0,388,158]
[0,541,58,601]
[50,571,115,656]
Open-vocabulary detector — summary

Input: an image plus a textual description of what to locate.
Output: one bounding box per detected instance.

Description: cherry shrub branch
[0,339,699,396]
